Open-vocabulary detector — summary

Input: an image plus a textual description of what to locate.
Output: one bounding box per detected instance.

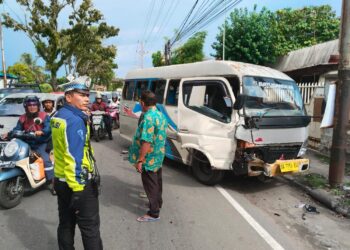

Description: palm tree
[20,53,46,83]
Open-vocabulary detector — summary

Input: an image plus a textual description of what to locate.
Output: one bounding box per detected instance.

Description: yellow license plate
[279,161,299,172]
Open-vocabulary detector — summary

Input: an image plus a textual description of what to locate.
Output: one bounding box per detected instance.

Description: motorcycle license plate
[279,160,299,172]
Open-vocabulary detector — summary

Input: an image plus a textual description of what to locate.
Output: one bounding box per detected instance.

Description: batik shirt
[129,106,167,172]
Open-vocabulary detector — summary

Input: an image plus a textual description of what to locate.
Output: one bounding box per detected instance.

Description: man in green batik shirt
[129,90,167,222]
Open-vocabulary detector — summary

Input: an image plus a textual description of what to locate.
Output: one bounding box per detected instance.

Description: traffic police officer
[51,76,102,250]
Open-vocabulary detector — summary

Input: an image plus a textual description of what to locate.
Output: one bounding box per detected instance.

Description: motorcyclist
[91,92,113,140]
[109,93,120,109]
[2,95,54,193]
[41,94,56,117]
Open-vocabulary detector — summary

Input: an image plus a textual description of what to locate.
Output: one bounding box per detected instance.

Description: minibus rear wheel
[192,152,224,185]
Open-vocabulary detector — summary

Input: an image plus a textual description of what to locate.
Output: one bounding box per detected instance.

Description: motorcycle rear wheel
[0,177,24,209]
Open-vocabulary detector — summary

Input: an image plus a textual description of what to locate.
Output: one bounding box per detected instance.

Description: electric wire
[145,0,167,43]
[141,0,157,42]
[148,0,180,45]
[170,0,242,46]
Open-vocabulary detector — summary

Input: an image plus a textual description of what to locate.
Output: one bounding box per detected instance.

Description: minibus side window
[150,80,166,103]
[134,80,148,101]
[183,81,232,123]
[123,81,136,100]
[166,80,180,106]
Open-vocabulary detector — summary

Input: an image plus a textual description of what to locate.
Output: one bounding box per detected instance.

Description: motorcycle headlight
[4,140,19,158]
[297,140,308,158]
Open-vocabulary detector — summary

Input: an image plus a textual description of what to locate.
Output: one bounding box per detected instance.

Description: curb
[282,175,350,217]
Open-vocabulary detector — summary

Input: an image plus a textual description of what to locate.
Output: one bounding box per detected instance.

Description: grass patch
[330,188,345,196]
[318,155,330,164]
[299,173,327,188]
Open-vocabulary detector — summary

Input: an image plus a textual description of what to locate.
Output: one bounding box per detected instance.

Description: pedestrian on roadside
[129,90,168,222]
[51,77,103,249]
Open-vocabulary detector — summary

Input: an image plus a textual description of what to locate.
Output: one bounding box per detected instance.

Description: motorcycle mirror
[34,118,42,125]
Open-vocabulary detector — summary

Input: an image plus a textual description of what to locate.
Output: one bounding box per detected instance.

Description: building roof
[0,73,19,79]
[272,39,339,72]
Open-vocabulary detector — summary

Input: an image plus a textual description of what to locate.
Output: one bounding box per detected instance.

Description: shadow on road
[6,209,57,250]
[99,174,146,216]
[164,157,287,193]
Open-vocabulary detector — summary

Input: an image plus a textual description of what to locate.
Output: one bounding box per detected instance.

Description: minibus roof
[125,60,293,81]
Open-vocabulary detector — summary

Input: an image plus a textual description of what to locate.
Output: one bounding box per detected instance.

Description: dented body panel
[121,60,310,181]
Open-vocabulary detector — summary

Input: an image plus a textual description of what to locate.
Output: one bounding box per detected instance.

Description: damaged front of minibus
[233,76,311,180]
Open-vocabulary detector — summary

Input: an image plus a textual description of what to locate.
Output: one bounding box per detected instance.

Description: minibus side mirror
[233,94,245,110]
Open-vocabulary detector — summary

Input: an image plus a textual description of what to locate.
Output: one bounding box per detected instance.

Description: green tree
[64,25,118,89]
[273,5,340,55]
[211,5,340,65]
[40,83,54,93]
[171,31,207,65]
[212,6,277,65]
[20,53,46,83]
[152,51,164,67]
[7,63,35,83]
[3,0,119,90]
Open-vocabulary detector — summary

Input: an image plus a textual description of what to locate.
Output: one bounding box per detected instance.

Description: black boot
[109,134,113,140]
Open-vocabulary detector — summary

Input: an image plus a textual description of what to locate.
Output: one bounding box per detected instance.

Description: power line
[170,0,242,46]
[145,0,167,43]
[148,0,180,45]
[3,0,25,25]
[141,0,157,42]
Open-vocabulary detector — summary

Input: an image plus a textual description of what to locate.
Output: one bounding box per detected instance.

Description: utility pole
[164,40,171,65]
[329,0,350,187]
[136,41,147,68]
[0,11,7,88]
[222,0,226,61]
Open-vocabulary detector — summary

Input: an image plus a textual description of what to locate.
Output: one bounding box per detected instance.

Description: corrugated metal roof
[0,73,18,79]
[126,60,292,81]
[272,39,339,72]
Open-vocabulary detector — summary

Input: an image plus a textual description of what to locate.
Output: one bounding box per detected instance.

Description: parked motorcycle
[109,105,120,129]
[0,130,48,209]
[91,110,108,142]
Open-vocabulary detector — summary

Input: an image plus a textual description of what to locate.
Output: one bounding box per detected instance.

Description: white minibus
[120,60,310,185]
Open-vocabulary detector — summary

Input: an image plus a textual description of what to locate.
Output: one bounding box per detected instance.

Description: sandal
[137,215,160,222]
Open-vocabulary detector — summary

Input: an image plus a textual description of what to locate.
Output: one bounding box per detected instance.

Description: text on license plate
[279,161,299,172]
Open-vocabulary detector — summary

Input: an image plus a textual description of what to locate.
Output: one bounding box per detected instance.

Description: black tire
[0,177,24,209]
[94,128,100,142]
[115,120,120,129]
[192,153,224,186]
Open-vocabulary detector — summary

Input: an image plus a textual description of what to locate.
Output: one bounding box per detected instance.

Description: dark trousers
[103,115,112,137]
[141,168,163,218]
[54,179,103,250]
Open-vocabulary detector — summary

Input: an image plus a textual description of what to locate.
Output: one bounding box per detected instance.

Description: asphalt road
[0,131,349,250]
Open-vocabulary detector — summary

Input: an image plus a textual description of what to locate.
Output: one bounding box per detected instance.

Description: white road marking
[216,185,285,250]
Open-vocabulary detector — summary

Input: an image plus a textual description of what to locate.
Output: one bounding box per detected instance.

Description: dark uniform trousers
[54,179,103,250]
[141,168,163,218]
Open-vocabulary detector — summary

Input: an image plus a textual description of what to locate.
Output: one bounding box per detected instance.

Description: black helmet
[23,95,40,109]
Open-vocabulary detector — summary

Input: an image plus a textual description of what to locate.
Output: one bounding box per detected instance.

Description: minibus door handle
[179,128,189,133]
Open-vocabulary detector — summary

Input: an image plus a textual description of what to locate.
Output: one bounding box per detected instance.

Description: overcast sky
[1,0,342,79]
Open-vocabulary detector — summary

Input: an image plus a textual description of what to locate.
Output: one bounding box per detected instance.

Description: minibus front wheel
[192,152,224,185]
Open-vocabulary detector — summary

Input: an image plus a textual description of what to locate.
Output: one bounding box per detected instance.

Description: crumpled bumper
[247,158,309,177]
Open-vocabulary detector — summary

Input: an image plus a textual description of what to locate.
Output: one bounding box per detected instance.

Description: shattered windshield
[242,76,305,117]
